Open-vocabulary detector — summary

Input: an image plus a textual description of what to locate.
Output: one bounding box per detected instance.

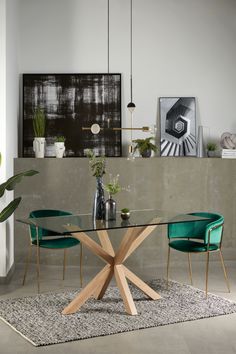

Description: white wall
[0,0,19,277]
[18,0,236,145]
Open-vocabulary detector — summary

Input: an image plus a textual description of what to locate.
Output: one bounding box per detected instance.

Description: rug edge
[0,315,37,347]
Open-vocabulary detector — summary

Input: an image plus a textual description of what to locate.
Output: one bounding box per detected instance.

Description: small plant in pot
[121,208,130,220]
[104,174,121,221]
[207,142,217,157]
[133,137,157,158]
[33,107,46,158]
[54,136,66,158]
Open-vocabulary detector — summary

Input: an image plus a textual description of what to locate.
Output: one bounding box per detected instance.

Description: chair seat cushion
[32,237,80,249]
[169,239,219,253]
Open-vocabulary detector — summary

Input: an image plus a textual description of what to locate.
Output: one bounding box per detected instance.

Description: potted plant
[54,136,66,158]
[133,137,157,157]
[104,174,121,221]
[32,107,46,158]
[121,208,130,220]
[207,142,217,157]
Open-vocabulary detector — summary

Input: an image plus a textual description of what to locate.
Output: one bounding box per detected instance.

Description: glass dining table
[17,209,210,316]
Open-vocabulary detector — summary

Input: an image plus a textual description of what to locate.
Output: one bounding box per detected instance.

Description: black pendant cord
[127,0,135,109]
[130,0,133,103]
[108,0,110,74]
[107,0,110,124]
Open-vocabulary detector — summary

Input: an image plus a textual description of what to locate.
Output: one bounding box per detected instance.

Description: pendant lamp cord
[108,0,110,74]
[130,0,133,103]
[107,0,110,123]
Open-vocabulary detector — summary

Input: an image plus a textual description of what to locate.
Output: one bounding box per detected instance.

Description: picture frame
[23,73,122,157]
[159,97,196,157]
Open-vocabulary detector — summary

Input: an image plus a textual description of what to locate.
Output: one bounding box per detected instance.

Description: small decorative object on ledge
[104,174,121,221]
[220,133,236,158]
[133,137,157,157]
[32,107,46,158]
[220,132,236,149]
[121,208,130,220]
[54,136,66,158]
[206,142,217,157]
[86,149,106,220]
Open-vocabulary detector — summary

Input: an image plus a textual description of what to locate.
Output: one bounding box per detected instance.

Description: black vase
[105,195,116,221]
[93,177,105,220]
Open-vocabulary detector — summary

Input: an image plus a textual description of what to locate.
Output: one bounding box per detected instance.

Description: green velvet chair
[167,212,230,297]
[22,209,83,292]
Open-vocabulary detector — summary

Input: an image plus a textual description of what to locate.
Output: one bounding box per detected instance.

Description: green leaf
[0,170,39,197]
[0,197,22,223]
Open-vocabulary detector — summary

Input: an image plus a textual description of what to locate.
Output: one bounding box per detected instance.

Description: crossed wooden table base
[62,223,161,316]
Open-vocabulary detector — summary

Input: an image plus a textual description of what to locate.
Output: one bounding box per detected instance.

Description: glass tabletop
[17,209,211,235]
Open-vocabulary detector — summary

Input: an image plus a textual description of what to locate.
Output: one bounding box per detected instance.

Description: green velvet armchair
[167,212,230,297]
[22,209,83,292]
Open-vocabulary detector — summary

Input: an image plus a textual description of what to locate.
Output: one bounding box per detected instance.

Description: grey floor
[0,260,236,354]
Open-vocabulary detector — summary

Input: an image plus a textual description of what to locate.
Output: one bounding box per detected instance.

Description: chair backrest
[29,209,72,242]
[168,212,224,245]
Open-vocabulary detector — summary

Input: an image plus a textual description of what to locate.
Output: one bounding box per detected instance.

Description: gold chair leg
[36,244,40,293]
[205,251,210,298]
[63,249,67,280]
[22,244,32,286]
[80,243,83,288]
[219,249,230,292]
[167,246,170,289]
[188,253,193,285]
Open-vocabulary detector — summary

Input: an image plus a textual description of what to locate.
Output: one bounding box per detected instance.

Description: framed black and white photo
[23,73,121,157]
[159,97,196,157]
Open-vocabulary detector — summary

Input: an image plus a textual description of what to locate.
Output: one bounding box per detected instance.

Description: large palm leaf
[0,170,38,198]
[0,197,22,222]
[0,169,39,223]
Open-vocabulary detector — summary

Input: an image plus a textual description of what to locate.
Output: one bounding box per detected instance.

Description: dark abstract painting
[160,97,196,156]
[23,74,121,157]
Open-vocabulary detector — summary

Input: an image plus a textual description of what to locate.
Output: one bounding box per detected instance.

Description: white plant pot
[54,142,65,158]
[33,137,45,158]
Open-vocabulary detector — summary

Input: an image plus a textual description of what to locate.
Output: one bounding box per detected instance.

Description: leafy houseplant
[32,107,46,158]
[0,153,39,222]
[104,174,121,197]
[33,107,46,137]
[207,142,217,157]
[55,136,66,143]
[121,208,130,220]
[133,137,157,158]
[86,150,106,220]
[86,149,106,178]
[104,175,121,221]
[54,136,66,158]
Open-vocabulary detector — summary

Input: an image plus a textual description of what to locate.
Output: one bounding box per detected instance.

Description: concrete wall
[18,0,236,145]
[14,157,236,272]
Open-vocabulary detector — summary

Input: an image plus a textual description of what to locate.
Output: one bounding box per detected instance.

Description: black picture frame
[159,97,196,157]
[23,73,122,157]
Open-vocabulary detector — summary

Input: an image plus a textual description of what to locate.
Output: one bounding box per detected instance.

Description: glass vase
[92,177,105,220]
[105,194,116,221]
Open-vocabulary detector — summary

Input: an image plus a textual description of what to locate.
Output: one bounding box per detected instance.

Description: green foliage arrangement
[55,136,66,143]
[133,137,157,154]
[121,208,130,213]
[104,174,121,196]
[0,153,39,222]
[207,142,217,151]
[33,107,46,137]
[86,149,106,178]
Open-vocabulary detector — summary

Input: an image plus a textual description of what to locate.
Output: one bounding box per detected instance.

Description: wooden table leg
[62,224,161,315]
